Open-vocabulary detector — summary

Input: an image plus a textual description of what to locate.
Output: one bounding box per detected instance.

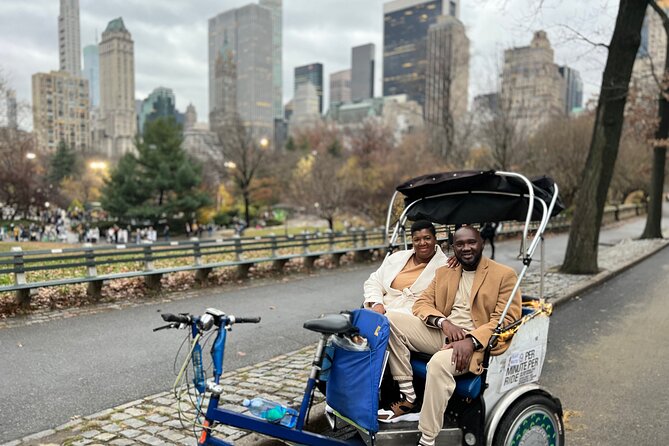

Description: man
[377,226,521,446]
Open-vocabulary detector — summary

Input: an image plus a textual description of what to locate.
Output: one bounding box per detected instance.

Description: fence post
[143,244,162,290]
[11,247,30,308]
[302,231,309,254]
[270,234,278,258]
[84,244,102,299]
[234,236,243,261]
[327,230,335,252]
[193,241,211,284]
[354,228,372,263]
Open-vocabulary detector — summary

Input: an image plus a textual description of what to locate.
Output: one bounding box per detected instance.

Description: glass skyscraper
[382,0,458,109]
[83,44,100,108]
[294,63,323,114]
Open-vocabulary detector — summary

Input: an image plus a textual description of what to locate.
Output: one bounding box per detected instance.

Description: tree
[526,114,594,208]
[0,128,48,219]
[289,152,348,230]
[0,70,49,218]
[561,0,649,274]
[477,96,530,171]
[212,114,271,226]
[641,0,669,239]
[101,117,211,223]
[48,140,79,184]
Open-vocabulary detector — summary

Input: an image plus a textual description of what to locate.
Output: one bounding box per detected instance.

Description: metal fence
[0,203,646,307]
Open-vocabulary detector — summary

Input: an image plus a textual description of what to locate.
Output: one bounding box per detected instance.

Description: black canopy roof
[395,170,564,225]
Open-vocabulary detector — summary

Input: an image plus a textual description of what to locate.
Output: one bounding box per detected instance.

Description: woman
[363,220,455,315]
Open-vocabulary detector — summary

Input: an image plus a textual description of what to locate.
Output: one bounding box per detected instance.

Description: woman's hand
[447,256,460,269]
[370,303,386,314]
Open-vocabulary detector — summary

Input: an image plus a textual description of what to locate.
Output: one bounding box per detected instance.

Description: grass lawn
[0,241,72,253]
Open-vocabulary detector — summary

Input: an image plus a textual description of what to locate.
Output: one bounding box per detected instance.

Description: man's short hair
[410,220,436,236]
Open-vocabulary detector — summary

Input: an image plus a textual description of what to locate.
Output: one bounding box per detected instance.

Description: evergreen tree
[48,140,79,184]
[101,117,211,222]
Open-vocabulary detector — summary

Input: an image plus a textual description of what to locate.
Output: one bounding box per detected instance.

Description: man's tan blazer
[413,256,522,374]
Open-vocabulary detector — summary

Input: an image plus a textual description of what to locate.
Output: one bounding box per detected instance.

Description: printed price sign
[500,345,543,392]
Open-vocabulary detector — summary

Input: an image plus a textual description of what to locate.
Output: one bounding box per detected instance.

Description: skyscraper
[58,0,81,75]
[32,71,90,152]
[632,1,669,96]
[500,31,565,135]
[83,44,100,108]
[425,14,469,145]
[98,17,136,158]
[558,66,583,114]
[138,87,183,134]
[209,4,274,141]
[351,44,375,102]
[259,0,283,120]
[294,63,323,114]
[330,69,352,105]
[383,0,459,109]
[6,89,18,129]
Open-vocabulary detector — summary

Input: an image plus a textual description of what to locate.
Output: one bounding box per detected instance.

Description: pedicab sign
[500,345,543,392]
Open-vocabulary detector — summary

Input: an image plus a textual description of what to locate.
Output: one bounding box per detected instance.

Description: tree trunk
[561,0,648,274]
[243,190,251,226]
[641,146,666,238]
[641,0,669,239]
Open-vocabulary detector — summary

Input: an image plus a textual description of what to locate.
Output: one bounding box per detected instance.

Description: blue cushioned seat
[410,356,483,399]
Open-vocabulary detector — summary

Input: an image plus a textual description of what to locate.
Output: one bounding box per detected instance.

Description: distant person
[479,222,498,260]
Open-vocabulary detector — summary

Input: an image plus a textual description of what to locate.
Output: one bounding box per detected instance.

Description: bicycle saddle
[303,314,355,335]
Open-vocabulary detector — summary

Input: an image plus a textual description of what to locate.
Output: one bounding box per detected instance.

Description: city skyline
[2,0,618,126]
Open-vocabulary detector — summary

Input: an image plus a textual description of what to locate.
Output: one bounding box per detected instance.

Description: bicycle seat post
[309,334,329,380]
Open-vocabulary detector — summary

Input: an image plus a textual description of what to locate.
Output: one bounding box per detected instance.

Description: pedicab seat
[410,352,483,399]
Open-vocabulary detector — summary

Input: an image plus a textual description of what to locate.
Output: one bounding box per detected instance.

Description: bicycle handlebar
[231,316,261,324]
[161,313,191,324]
[155,311,260,332]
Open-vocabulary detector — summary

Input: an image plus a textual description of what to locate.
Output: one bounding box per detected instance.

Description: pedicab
[315,170,565,446]
[156,170,565,446]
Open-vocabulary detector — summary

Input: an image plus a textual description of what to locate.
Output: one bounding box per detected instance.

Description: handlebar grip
[161,313,191,324]
[234,316,261,324]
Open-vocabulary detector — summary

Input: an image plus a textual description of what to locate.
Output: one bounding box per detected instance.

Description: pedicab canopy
[396,170,564,225]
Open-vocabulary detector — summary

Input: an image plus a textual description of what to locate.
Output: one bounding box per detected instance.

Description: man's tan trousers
[386,311,467,438]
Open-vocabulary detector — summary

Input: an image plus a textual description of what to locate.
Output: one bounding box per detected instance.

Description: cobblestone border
[3,236,667,446]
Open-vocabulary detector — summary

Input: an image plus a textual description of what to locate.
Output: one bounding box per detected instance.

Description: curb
[549,239,669,307]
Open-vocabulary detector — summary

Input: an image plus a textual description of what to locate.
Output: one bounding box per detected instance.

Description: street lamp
[259,137,269,149]
[223,161,237,170]
[89,161,108,171]
[26,152,36,160]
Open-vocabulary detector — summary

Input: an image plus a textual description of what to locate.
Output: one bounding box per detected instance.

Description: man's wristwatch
[437,317,446,329]
[469,336,481,350]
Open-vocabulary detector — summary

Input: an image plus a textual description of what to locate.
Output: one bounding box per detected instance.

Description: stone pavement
[3,236,668,446]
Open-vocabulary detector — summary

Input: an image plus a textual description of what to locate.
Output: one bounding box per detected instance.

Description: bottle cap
[242,398,251,406]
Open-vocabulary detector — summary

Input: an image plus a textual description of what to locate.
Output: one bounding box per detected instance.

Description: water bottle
[242,397,298,428]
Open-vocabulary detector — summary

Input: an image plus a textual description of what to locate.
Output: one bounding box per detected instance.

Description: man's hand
[370,303,386,314]
[443,338,474,373]
[441,319,466,342]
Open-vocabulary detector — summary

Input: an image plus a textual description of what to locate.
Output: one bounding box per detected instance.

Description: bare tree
[212,113,270,226]
[527,113,594,207]
[641,0,669,239]
[476,96,530,171]
[562,0,649,274]
[289,152,348,230]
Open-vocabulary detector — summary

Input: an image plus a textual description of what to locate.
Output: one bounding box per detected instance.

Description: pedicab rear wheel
[492,393,564,446]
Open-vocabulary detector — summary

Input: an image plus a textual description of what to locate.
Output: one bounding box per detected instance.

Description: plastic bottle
[242,397,298,428]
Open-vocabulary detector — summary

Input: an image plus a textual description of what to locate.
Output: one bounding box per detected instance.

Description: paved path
[1,213,667,445]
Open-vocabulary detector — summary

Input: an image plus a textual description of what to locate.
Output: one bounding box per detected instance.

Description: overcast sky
[1,0,619,125]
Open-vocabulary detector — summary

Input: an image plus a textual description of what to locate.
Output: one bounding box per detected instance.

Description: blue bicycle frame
[174,311,359,446]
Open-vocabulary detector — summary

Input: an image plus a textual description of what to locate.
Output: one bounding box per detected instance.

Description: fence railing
[0,203,646,307]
